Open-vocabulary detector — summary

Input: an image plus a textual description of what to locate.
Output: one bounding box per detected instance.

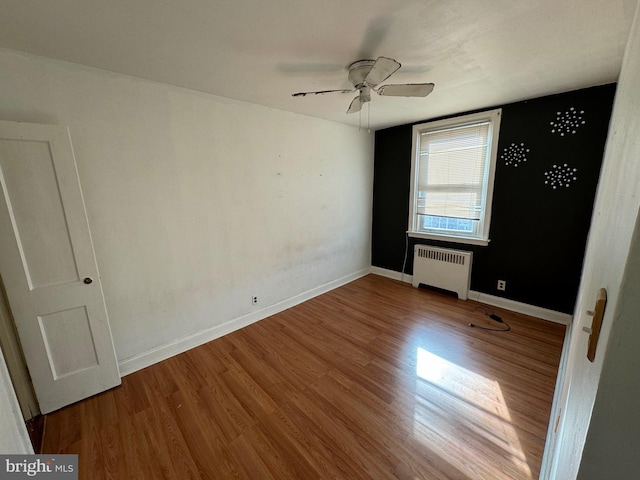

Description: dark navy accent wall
[372,84,616,314]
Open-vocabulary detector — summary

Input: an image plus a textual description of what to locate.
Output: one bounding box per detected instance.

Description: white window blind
[417,122,490,220]
[408,108,501,245]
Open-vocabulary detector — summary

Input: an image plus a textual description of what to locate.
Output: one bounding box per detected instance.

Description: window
[408,109,502,246]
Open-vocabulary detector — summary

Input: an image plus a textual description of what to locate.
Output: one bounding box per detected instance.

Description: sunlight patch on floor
[414,347,532,479]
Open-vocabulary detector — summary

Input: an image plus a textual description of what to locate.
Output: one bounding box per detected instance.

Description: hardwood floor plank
[228,432,277,480]
[169,389,248,480]
[41,399,82,453]
[115,413,157,480]
[195,382,255,443]
[219,361,279,418]
[99,424,124,479]
[42,275,565,479]
[119,369,154,414]
[131,408,179,480]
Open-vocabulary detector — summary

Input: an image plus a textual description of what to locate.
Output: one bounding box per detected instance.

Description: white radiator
[412,245,473,300]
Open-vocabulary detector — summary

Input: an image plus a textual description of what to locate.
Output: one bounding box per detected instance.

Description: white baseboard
[118,268,370,376]
[370,266,413,284]
[467,291,572,325]
[370,267,572,325]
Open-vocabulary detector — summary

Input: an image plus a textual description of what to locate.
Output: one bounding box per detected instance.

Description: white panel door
[0,120,120,414]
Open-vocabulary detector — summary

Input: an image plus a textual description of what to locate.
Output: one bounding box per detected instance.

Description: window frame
[408,108,502,246]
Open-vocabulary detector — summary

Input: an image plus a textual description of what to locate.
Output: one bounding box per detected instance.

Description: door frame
[0,277,39,420]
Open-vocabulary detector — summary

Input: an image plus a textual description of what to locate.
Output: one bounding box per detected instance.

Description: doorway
[0,276,43,451]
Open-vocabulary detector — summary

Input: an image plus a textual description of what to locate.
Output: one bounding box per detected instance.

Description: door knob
[83,277,93,284]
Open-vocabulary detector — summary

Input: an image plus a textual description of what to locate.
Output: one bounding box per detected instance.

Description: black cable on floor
[469,306,511,332]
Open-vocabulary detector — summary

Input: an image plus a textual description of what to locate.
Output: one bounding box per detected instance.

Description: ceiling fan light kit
[293,56,435,114]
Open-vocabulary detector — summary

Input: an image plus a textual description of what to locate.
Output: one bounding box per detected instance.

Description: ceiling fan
[292,56,434,114]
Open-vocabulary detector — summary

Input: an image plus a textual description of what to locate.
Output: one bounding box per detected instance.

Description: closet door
[0,120,120,413]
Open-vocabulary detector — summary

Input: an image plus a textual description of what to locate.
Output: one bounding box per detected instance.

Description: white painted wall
[0,48,374,366]
[0,345,32,453]
[548,2,640,478]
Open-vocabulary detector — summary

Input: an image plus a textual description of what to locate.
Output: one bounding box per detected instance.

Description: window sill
[408,231,489,246]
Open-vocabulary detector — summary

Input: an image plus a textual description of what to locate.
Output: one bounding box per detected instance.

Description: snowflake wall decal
[501,142,530,167]
[544,164,578,189]
[550,107,586,136]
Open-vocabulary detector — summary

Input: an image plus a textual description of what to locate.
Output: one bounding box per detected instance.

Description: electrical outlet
[497,280,506,291]
[252,296,258,305]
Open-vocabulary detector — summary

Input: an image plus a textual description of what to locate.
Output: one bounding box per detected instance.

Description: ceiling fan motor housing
[348,59,376,88]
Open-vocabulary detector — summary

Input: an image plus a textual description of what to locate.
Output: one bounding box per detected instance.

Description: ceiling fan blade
[347,95,362,114]
[292,89,354,97]
[364,56,401,87]
[377,83,435,97]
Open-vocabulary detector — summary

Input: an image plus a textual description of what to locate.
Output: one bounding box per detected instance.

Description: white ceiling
[0,0,636,130]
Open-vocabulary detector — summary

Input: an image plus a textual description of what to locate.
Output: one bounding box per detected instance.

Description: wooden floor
[43,275,565,479]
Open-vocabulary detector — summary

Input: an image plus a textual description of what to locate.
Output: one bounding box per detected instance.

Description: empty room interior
[1,1,640,479]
